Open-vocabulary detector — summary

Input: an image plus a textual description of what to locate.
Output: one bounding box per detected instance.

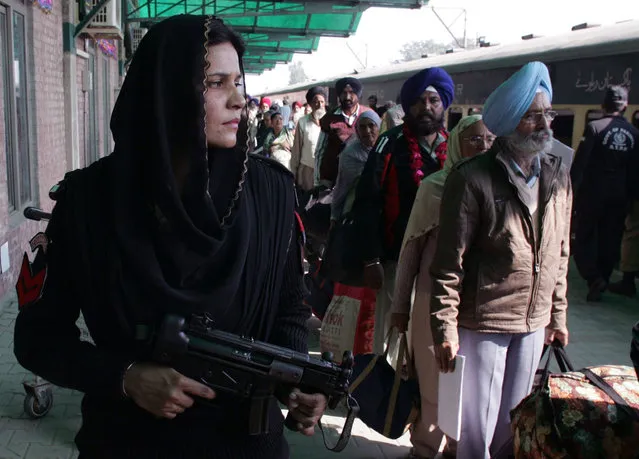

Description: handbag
[348,332,420,439]
[511,341,639,459]
[319,283,376,359]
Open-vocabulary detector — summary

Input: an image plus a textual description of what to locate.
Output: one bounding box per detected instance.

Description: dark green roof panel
[128,0,424,21]
[126,0,426,73]
[246,36,319,51]
[308,12,361,34]
[244,52,294,63]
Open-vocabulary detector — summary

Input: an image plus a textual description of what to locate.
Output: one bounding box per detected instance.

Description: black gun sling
[316,393,360,453]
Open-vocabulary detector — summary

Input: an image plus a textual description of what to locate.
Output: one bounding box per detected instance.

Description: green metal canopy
[125,1,426,74]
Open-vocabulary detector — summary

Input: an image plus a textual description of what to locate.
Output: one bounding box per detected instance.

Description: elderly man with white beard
[429,62,571,459]
[290,86,327,191]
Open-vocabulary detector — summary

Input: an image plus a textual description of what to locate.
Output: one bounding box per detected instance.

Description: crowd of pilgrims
[249,64,639,459]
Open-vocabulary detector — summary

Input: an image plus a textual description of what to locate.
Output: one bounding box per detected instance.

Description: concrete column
[62,0,80,172]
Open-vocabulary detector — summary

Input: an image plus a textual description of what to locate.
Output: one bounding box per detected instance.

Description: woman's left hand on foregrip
[286,388,328,436]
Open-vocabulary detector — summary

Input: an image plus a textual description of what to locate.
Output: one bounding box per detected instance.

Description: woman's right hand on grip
[123,362,216,419]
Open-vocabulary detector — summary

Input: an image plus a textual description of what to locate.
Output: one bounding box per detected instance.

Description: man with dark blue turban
[335,77,363,100]
[400,67,455,116]
[350,67,454,359]
[430,62,571,459]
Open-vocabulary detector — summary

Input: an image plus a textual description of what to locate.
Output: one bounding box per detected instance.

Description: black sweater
[14,156,310,459]
[354,125,447,263]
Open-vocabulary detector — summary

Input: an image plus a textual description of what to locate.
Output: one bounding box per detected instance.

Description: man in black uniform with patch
[571,86,639,302]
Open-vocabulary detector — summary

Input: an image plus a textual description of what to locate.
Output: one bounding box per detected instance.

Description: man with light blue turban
[429,61,572,459]
[482,61,553,137]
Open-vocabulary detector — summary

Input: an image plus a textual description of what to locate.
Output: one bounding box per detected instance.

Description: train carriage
[259,20,639,150]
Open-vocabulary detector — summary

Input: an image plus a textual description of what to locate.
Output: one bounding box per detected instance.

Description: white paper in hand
[437,354,466,441]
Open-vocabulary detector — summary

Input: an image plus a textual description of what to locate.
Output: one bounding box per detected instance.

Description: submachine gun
[152,313,359,452]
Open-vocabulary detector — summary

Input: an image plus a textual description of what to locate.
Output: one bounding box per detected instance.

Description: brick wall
[32,0,67,210]
[96,51,118,158]
[76,39,119,165]
[0,1,120,301]
[76,38,87,168]
[0,0,65,299]
[0,41,8,240]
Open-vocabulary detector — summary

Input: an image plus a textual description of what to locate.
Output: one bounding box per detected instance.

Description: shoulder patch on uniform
[602,125,636,152]
[16,232,50,309]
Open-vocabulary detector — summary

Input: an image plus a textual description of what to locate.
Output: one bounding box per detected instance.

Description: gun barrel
[156,314,353,403]
[154,314,358,450]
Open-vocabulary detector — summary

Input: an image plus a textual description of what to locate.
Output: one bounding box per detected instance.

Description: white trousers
[456,327,545,459]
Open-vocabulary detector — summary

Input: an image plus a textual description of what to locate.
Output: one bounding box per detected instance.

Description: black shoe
[608,280,637,298]
[587,278,607,302]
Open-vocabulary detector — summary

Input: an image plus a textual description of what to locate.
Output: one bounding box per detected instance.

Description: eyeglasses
[521,110,558,124]
[463,135,496,147]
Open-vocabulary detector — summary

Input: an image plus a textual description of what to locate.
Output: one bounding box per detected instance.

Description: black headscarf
[62,15,294,341]
[111,15,248,249]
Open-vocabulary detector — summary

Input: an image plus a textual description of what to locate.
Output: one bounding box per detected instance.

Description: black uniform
[571,114,639,285]
[13,15,309,459]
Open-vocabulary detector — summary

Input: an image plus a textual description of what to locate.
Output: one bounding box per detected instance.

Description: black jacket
[353,125,447,263]
[571,115,639,202]
[13,154,309,459]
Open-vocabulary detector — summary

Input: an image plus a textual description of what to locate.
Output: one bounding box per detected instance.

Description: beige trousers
[409,293,456,457]
[296,165,315,191]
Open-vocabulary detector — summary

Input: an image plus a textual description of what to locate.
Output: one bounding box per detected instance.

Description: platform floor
[0,261,636,458]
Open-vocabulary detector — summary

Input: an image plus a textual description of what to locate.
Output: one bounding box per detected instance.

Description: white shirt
[335,105,360,126]
[292,114,322,169]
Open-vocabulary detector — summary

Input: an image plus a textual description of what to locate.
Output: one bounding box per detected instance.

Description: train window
[468,107,482,115]
[633,111,639,129]
[586,110,604,122]
[552,109,575,148]
[448,107,463,131]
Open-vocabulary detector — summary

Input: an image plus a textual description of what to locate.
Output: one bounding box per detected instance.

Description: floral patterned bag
[511,343,639,459]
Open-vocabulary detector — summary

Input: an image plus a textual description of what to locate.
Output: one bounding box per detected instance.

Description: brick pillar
[62,0,80,172]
